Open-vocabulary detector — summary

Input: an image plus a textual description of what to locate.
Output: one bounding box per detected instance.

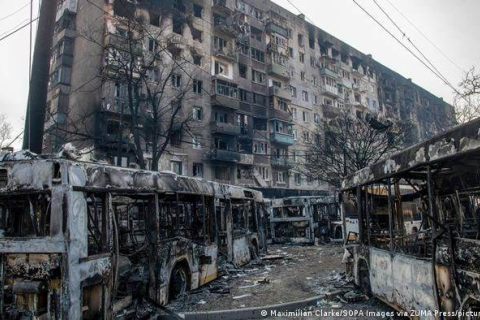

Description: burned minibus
[267,196,339,244]
[0,155,265,319]
[342,118,480,316]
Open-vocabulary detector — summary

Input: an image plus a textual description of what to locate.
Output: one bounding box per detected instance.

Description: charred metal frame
[266,196,339,244]
[342,118,480,315]
[0,156,266,319]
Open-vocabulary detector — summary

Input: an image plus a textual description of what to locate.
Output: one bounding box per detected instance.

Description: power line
[0,17,38,42]
[372,0,454,90]
[385,0,464,73]
[0,1,30,21]
[352,0,461,96]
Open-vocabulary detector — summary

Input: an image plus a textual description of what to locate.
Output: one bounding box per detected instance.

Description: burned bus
[0,155,265,319]
[342,118,480,316]
[267,196,339,244]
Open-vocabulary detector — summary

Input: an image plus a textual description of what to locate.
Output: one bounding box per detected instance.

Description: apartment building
[42,0,455,195]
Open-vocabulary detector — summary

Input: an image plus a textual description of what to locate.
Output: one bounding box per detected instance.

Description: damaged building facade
[42,0,455,195]
[342,118,480,315]
[0,154,266,318]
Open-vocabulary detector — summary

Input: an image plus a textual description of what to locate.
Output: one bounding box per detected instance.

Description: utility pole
[23,0,57,153]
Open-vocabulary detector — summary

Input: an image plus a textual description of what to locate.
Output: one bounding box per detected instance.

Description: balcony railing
[320,67,338,79]
[212,45,236,61]
[269,86,291,100]
[321,85,339,97]
[209,148,241,162]
[271,157,295,167]
[211,121,241,135]
[270,131,294,145]
[268,64,290,80]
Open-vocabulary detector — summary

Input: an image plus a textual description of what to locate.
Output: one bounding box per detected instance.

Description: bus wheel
[170,265,188,300]
[358,260,371,294]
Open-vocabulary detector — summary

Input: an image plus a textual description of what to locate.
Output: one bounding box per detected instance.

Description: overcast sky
[0,0,479,150]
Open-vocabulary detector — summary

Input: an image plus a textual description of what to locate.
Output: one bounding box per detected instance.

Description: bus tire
[169,264,189,301]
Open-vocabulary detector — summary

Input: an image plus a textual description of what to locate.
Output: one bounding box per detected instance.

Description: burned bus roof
[0,156,263,201]
[342,117,480,190]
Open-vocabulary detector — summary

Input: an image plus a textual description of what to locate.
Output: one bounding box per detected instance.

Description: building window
[171,161,183,175]
[171,74,181,88]
[193,54,202,66]
[193,80,202,93]
[250,47,265,62]
[294,173,302,185]
[302,111,309,122]
[303,131,310,142]
[298,33,304,47]
[314,113,320,124]
[215,79,237,98]
[312,76,317,86]
[192,28,202,42]
[214,61,228,76]
[170,130,182,147]
[192,106,203,120]
[215,166,231,180]
[290,86,297,98]
[288,47,294,58]
[302,90,309,102]
[252,69,266,84]
[293,129,298,140]
[299,52,305,63]
[300,72,306,82]
[292,108,297,120]
[193,4,203,18]
[239,89,250,102]
[193,135,202,149]
[253,93,266,106]
[239,63,248,78]
[193,163,203,177]
[314,95,318,105]
[310,57,316,67]
[213,36,227,50]
[277,171,285,183]
[148,39,157,52]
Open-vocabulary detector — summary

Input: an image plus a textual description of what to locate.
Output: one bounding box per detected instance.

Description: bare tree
[0,114,13,148]
[47,2,198,170]
[454,67,480,124]
[303,108,410,188]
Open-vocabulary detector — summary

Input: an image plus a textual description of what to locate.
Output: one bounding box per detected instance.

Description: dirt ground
[167,244,400,319]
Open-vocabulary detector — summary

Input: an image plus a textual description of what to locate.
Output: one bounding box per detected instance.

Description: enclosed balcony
[268,64,290,80]
[321,85,339,98]
[320,67,338,79]
[271,157,295,168]
[212,0,233,16]
[269,86,291,101]
[270,131,294,145]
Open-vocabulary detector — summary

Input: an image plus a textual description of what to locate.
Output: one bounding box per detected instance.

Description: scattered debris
[261,255,284,261]
[232,294,253,300]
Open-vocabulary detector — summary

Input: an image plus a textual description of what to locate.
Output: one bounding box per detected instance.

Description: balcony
[167,34,188,53]
[321,104,341,119]
[321,85,339,98]
[268,64,290,80]
[266,22,288,38]
[320,67,338,79]
[212,45,236,62]
[209,149,241,162]
[105,33,142,54]
[212,0,233,16]
[271,157,295,168]
[270,131,294,145]
[214,21,240,38]
[239,153,254,165]
[269,86,291,100]
[269,108,292,122]
[211,94,240,110]
[211,121,241,135]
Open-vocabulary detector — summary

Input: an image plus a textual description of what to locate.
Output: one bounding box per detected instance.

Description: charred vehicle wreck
[266,196,339,244]
[342,118,480,316]
[0,155,265,319]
